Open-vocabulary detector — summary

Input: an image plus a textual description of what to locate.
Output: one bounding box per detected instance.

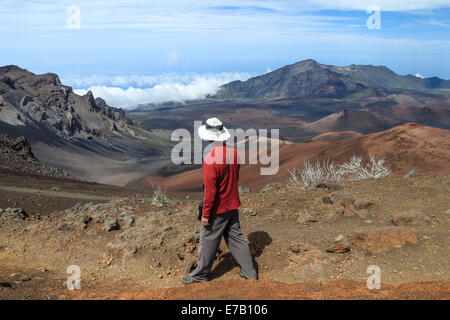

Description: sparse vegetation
[287,154,391,188]
[287,159,344,189]
[339,155,391,181]
[151,187,169,206]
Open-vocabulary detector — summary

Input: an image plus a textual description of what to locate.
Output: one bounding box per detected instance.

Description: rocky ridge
[0,134,71,177]
[0,65,134,140]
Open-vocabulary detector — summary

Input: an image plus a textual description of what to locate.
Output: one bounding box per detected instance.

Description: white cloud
[72,72,252,108]
[304,0,450,11]
[415,73,425,78]
[415,19,450,27]
[6,0,448,35]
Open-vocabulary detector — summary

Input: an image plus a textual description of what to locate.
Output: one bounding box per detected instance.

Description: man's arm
[202,162,218,221]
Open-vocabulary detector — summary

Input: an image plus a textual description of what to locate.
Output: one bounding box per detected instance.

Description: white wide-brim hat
[198,117,231,142]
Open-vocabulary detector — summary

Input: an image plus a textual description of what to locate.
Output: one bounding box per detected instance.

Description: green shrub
[152,187,169,207]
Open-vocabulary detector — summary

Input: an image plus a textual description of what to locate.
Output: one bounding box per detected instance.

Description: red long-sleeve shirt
[202,144,241,218]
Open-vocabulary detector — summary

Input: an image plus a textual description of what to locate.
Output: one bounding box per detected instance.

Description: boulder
[242,208,257,216]
[288,243,300,253]
[326,241,350,253]
[352,227,417,254]
[96,213,109,224]
[104,216,120,232]
[77,215,92,230]
[0,207,28,220]
[316,182,343,191]
[238,186,251,193]
[11,136,33,157]
[118,210,135,228]
[392,210,431,226]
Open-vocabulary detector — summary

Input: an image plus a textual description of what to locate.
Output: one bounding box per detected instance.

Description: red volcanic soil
[134,123,450,193]
[392,105,450,122]
[312,131,362,141]
[304,109,395,133]
[63,280,450,300]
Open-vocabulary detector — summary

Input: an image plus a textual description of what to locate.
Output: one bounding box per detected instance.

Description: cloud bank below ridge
[71,72,252,109]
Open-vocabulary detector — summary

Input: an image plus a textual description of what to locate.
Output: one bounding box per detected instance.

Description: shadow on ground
[209,231,272,280]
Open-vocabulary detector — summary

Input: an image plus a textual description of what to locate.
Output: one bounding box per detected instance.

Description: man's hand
[201,216,210,226]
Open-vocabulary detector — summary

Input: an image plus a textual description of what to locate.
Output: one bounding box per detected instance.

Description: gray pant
[190,210,257,281]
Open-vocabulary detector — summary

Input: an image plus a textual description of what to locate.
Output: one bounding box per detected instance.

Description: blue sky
[1,0,449,107]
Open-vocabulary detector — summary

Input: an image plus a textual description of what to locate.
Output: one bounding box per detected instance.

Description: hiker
[181,117,258,284]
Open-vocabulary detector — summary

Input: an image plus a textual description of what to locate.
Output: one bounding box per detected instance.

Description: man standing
[181,117,258,284]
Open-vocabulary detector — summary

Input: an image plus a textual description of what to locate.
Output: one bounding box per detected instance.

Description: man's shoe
[181,275,196,285]
[239,269,258,280]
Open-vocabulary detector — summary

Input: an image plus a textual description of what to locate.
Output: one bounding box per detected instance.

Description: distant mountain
[213,59,450,100]
[0,65,134,140]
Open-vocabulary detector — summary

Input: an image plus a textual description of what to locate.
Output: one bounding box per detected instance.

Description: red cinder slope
[133,123,450,192]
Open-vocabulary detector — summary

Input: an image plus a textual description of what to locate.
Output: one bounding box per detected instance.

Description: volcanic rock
[326,241,350,253]
[352,227,417,254]
[104,216,120,232]
[392,210,431,226]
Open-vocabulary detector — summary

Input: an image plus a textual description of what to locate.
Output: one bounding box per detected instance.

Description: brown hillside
[133,123,450,193]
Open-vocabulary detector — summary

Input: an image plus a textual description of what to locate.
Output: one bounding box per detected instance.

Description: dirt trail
[0,170,144,217]
[0,185,117,201]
